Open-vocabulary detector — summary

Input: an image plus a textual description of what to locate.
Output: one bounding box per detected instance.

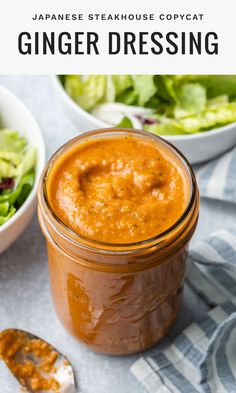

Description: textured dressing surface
[0,76,233,393]
[47,136,188,243]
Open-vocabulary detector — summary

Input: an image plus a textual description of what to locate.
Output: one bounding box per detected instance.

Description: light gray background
[0,76,235,393]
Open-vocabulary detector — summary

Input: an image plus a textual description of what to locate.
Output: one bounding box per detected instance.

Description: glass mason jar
[38,128,199,355]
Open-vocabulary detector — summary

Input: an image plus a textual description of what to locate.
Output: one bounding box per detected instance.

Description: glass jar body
[38,128,199,355]
[45,240,188,355]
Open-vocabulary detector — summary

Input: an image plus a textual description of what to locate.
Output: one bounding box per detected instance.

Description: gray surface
[0,75,236,393]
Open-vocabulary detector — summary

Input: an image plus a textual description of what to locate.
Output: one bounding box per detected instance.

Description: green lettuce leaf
[154,75,177,104]
[0,127,36,226]
[64,75,107,111]
[179,102,236,133]
[0,205,16,225]
[0,130,36,179]
[0,158,17,178]
[116,116,133,128]
[0,129,26,152]
[15,172,35,208]
[0,172,35,205]
[112,75,132,97]
[104,75,116,103]
[15,147,36,177]
[174,75,236,100]
[0,201,10,216]
[145,102,236,135]
[0,151,21,165]
[117,89,137,105]
[144,116,186,135]
[174,83,207,118]
[206,95,228,109]
[131,75,157,106]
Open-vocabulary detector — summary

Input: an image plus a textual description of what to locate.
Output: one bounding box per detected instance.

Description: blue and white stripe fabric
[197,147,236,203]
[187,226,236,307]
[131,306,236,393]
[131,147,236,393]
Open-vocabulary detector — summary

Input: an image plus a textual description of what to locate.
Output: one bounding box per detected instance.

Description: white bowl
[0,85,46,254]
[52,75,236,164]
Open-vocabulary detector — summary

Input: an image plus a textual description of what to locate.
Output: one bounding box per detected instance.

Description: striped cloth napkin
[131,147,236,393]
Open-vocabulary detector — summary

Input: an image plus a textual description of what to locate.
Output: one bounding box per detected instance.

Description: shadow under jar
[38,128,199,355]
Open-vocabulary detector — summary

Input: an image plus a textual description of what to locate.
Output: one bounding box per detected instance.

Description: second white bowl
[0,85,46,254]
[52,75,236,164]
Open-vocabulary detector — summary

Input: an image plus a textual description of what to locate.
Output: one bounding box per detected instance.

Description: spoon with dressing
[0,329,81,393]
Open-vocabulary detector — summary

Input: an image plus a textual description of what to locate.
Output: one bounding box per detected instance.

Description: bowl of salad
[0,85,45,254]
[52,75,236,164]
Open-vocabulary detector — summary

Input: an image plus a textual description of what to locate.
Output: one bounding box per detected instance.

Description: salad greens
[63,75,236,135]
[0,129,36,226]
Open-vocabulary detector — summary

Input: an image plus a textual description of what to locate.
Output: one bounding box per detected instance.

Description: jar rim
[38,128,198,253]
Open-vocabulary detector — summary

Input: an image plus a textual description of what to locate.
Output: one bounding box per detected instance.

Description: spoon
[0,329,81,393]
